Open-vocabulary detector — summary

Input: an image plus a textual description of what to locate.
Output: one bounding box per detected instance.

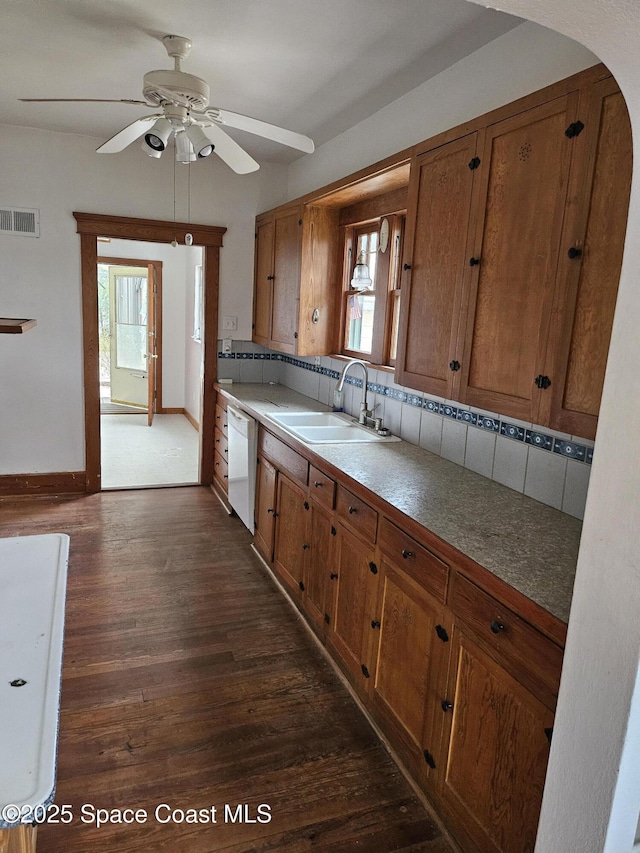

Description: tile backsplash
[218,341,592,520]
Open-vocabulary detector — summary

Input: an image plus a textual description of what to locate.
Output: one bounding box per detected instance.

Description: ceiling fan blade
[212,108,315,154]
[202,124,259,174]
[20,98,149,105]
[96,115,161,153]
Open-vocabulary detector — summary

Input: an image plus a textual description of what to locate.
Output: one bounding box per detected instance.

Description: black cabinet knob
[449,360,460,372]
[303,501,309,510]
[441,699,453,712]
[330,572,338,580]
[371,620,381,629]
[567,247,582,259]
[534,374,552,390]
[302,543,310,550]
[348,506,357,514]
[490,620,505,634]
[314,481,323,487]
[298,581,305,591]
[403,263,412,271]
[267,274,275,280]
[267,508,275,514]
[401,549,413,559]
[369,562,378,575]
[469,257,480,266]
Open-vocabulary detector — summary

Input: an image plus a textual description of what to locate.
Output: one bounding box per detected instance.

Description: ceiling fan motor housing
[143,70,210,111]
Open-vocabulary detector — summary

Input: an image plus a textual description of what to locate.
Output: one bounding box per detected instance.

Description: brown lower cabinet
[252,423,563,853]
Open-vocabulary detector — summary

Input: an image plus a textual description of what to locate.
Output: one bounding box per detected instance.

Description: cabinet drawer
[259,428,308,487]
[379,518,449,603]
[213,450,228,490]
[451,574,563,702]
[215,404,228,432]
[309,465,336,509]
[214,427,228,458]
[336,485,378,544]
[215,395,228,412]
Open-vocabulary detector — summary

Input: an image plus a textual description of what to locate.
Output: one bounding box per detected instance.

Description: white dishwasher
[226,405,258,533]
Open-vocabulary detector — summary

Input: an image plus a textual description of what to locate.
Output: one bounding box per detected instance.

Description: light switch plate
[222,315,238,331]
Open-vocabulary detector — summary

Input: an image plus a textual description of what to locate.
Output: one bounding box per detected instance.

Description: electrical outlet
[222,338,233,354]
[222,315,238,331]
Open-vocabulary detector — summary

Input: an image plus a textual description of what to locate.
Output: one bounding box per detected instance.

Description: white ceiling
[0,0,520,164]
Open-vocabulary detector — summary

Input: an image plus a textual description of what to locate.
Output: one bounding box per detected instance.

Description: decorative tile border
[227,348,594,466]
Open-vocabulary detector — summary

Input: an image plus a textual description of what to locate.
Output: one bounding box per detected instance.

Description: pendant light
[350,251,372,290]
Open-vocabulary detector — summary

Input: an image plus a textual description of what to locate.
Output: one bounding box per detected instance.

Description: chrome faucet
[336,358,373,426]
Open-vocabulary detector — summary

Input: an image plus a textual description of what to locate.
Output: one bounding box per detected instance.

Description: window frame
[338,212,405,367]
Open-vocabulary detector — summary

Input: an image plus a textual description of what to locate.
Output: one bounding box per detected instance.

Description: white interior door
[109,265,149,408]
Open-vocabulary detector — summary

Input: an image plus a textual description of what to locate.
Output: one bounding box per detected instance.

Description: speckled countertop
[220,383,581,624]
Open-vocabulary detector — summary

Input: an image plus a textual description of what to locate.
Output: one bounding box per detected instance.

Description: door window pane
[116,324,147,371]
[116,276,147,325]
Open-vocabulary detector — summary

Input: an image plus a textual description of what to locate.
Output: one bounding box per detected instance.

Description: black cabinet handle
[348,505,357,514]
[298,581,305,591]
[314,481,323,487]
[435,624,449,642]
[267,508,275,514]
[371,620,381,629]
[403,263,412,271]
[449,360,460,372]
[423,750,436,769]
[441,699,453,712]
[490,620,505,634]
[330,572,338,580]
[534,374,552,390]
[469,257,480,266]
[401,549,413,559]
[324,613,331,625]
[369,562,378,575]
[303,501,309,510]
[267,275,274,280]
[302,543,310,550]
[567,247,582,259]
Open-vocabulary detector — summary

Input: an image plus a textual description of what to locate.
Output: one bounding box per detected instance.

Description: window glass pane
[116,324,147,371]
[193,264,203,342]
[389,292,401,362]
[346,294,376,354]
[354,229,378,288]
[116,275,147,325]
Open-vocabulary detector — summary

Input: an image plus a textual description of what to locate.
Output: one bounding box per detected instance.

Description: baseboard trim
[0,472,87,496]
[184,409,199,432]
[158,407,184,415]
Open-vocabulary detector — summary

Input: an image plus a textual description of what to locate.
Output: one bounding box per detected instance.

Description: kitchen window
[341,214,404,366]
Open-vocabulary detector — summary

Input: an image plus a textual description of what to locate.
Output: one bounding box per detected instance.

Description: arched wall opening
[464,2,640,851]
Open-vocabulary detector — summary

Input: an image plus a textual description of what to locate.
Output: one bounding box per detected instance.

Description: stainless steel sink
[268,411,400,444]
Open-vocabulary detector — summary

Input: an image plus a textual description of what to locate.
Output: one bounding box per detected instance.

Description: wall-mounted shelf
[0,318,37,334]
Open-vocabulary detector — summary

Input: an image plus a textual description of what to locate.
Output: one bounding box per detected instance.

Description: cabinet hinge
[423,749,437,769]
[361,664,370,679]
[303,501,309,510]
[330,525,337,536]
[565,120,585,139]
[435,624,449,643]
[468,156,481,170]
[294,332,299,339]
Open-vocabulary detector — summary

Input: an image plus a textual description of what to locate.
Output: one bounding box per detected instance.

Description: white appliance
[226,405,257,533]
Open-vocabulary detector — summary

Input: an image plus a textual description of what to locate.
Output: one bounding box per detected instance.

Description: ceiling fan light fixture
[185,124,214,159]
[143,117,172,153]
[175,130,196,163]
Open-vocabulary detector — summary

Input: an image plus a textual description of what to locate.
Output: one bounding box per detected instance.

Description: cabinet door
[302,500,334,635]
[395,133,479,397]
[327,524,378,696]
[459,94,579,422]
[270,209,302,354]
[253,218,274,346]
[543,78,632,439]
[441,626,554,853]
[254,454,277,563]
[369,560,449,783]
[273,473,308,596]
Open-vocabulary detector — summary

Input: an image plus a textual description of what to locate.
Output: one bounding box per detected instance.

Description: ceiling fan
[20,35,315,174]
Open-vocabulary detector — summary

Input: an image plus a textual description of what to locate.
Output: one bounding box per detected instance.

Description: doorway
[75,212,226,493]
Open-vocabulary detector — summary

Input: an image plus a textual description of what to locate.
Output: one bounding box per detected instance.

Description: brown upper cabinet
[395,67,631,436]
[254,65,631,440]
[252,203,339,355]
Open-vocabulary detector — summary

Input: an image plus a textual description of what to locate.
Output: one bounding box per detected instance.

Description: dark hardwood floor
[0,487,455,852]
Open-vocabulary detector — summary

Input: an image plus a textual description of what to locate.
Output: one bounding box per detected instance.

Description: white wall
[0,124,287,474]
[285,21,597,202]
[184,246,204,424]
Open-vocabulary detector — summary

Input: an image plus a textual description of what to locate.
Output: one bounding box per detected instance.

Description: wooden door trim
[97,256,163,412]
[76,212,226,492]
